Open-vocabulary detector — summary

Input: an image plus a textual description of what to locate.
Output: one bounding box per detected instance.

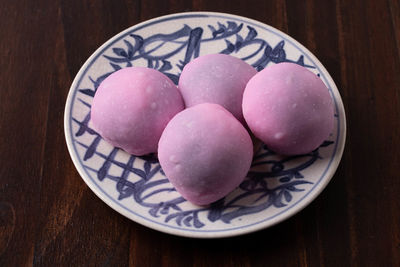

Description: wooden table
[1,0,399,266]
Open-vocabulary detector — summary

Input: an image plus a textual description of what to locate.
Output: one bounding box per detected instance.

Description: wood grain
[0,0,399,266]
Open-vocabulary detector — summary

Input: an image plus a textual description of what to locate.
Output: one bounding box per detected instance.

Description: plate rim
[64,11,346,238]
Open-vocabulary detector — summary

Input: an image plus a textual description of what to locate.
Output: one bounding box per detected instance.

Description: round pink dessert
[91,67,184,156]
[243,62,334,155]
[158,103,253,206]
[178,54,257,123]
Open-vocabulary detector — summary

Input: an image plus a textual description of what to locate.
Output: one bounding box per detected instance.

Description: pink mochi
[243,63,334,155]
[91,67,184,156]
[178,54,257,123]
[158,103,253,206]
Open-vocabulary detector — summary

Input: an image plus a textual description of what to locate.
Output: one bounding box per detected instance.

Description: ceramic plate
[64,12,346,238]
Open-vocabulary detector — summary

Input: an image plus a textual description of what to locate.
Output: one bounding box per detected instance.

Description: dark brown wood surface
[1,0,399,266]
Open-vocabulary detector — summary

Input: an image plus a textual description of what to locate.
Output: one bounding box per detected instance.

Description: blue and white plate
[64,12,346,238]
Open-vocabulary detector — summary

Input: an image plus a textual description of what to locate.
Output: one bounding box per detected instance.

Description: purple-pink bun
[91,67,184,156]
[158,103,253,206]
[243,63,334,155]
[178,54,257,124]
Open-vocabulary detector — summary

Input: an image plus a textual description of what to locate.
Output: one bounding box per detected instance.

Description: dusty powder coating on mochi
[91,67,184,156]
[158,103,253,206]
[243,62,334,155]
[178,54,257,124]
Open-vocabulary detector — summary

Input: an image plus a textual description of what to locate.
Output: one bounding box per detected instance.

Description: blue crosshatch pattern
[67,13,341,233]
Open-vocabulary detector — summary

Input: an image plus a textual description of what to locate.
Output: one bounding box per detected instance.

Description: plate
[64,12,346,238]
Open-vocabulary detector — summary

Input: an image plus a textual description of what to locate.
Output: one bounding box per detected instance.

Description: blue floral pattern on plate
[64,12,345,238]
